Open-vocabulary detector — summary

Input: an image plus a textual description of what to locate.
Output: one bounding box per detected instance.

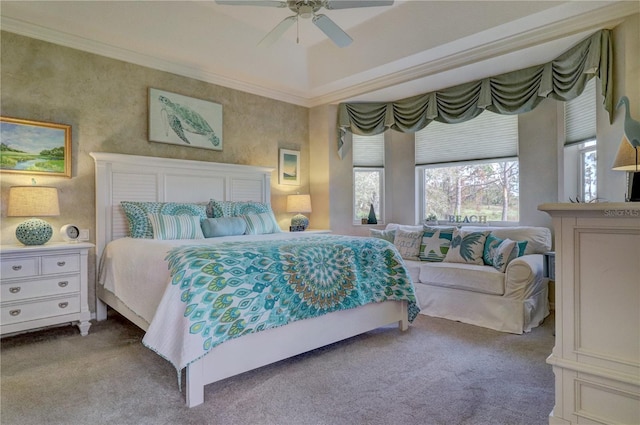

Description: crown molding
[0,16,311,107]
[308,1,639,107]
[2,1,637,109]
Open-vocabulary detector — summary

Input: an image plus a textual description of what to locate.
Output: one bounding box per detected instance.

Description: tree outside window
[354,168,383,223]
[422,160,519,222]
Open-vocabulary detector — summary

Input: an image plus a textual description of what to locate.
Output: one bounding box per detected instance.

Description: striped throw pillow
[121,201,207,238]
[243,212,280,235]
[147,214,204,240]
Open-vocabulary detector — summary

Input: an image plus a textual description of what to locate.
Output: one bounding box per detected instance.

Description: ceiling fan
[215,0,394,48]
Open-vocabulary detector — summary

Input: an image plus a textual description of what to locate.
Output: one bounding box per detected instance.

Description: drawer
[1,275,80,302]
[1,257,38,279]
[41,254,80,275]
[1,295,80,325]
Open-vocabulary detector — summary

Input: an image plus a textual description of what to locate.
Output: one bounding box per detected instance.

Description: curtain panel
[337,29,613,158]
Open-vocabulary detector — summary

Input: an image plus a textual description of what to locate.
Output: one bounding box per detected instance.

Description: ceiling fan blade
[258,15,297,47]
[215,0,286,7]
[324,0,393,10]
[312,14,352,47]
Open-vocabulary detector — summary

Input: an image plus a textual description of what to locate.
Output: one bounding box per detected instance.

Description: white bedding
[98,232,323,325]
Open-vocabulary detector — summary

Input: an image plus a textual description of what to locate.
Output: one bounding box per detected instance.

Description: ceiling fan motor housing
[288,0,323,18]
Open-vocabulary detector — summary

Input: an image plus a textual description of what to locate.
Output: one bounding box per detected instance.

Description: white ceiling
[1,1,638,107]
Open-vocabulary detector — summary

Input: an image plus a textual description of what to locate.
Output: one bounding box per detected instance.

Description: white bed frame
[91,152,409,407]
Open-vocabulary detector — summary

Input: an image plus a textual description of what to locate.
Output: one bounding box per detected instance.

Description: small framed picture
[0,117,72,177]
[279,149,300,186]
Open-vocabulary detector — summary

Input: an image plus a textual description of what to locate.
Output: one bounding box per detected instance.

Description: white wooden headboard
[90,152,273,260]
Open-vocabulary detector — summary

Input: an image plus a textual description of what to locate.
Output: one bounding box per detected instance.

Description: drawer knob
[9,309,21,316]
[58,302,69,309]
[57,261,66,267]
[9,287,21,294]
[12,265,22,271]
[58,281,69,288]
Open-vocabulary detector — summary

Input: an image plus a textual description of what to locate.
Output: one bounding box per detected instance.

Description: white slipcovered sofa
[380,224,552,334]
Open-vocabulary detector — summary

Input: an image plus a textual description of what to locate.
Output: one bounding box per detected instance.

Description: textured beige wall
[0,31,309,311]
[308,104,332,231]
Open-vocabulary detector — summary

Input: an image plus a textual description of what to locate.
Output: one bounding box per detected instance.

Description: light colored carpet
[1,311,554,425]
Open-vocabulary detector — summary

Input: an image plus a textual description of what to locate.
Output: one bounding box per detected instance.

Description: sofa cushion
[490,238,519,272]
[419,226,455,262]
[465,226,551,255]
[418,262,506,295]
[393,229,423,260]
[385,223,423,232]
[402,259,421,284]
[483,233,527,270]
[369,228,396,243]
[444,229,490,265]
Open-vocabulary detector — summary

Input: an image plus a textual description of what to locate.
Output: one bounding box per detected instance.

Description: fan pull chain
[296,16,300,44]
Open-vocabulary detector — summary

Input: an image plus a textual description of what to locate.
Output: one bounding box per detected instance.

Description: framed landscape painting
[148,88,223,151]
[0,117,72,177]
[279,149,300,186]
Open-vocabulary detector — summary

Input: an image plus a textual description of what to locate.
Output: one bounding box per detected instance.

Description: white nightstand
[1,242,94,336]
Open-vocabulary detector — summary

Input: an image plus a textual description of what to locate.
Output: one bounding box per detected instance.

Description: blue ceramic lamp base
[291,213,309,230]
[15,218,54,245]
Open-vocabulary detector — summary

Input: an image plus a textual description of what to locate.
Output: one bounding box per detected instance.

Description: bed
[91,152,417,407]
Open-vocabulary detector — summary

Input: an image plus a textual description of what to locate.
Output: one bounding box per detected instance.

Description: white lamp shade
[7,186,60,217]
[286,194,312,213]
[612,136,639,171]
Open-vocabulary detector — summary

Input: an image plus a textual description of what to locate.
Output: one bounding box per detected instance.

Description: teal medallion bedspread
[142,234,418,371]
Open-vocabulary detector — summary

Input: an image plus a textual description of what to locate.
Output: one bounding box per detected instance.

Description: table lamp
[286,194,311,230]
[612,136,639,202]
[7,186,60,245]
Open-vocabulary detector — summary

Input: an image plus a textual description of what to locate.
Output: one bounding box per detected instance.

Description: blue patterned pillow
[147,214,204,240]
[490,238,519,272]
[419,226,455,262]
[207,200,271,218]
[483,233,528,266]
[121,201,207,239]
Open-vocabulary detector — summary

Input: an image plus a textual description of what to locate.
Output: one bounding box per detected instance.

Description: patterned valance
[337,29,613,158]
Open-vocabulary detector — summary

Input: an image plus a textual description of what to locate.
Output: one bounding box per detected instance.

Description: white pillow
[370,228,396,243]
[444,229,490,265]
[393,229,423,261]
[147,213,204,240]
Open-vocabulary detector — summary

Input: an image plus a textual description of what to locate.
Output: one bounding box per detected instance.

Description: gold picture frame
[0,117,72,178]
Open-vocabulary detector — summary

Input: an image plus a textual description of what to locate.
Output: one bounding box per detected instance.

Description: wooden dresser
[538,203,639,425]
[1,242,93,336]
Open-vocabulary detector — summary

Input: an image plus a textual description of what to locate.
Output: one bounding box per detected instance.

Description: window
[353,133,384,224]
[564,78,597,202]
[580,141,597,202]
[420,160,519,222]
[416,111,519,223]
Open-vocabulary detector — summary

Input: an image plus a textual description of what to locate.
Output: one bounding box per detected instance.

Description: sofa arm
[504,254,546,299]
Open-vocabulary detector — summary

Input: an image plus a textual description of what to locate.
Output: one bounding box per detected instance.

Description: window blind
[415,111,518,165]
[353,133,384,167]
[565,78,596,145]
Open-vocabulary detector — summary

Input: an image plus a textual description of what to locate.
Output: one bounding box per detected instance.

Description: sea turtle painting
[158,95,221,147]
